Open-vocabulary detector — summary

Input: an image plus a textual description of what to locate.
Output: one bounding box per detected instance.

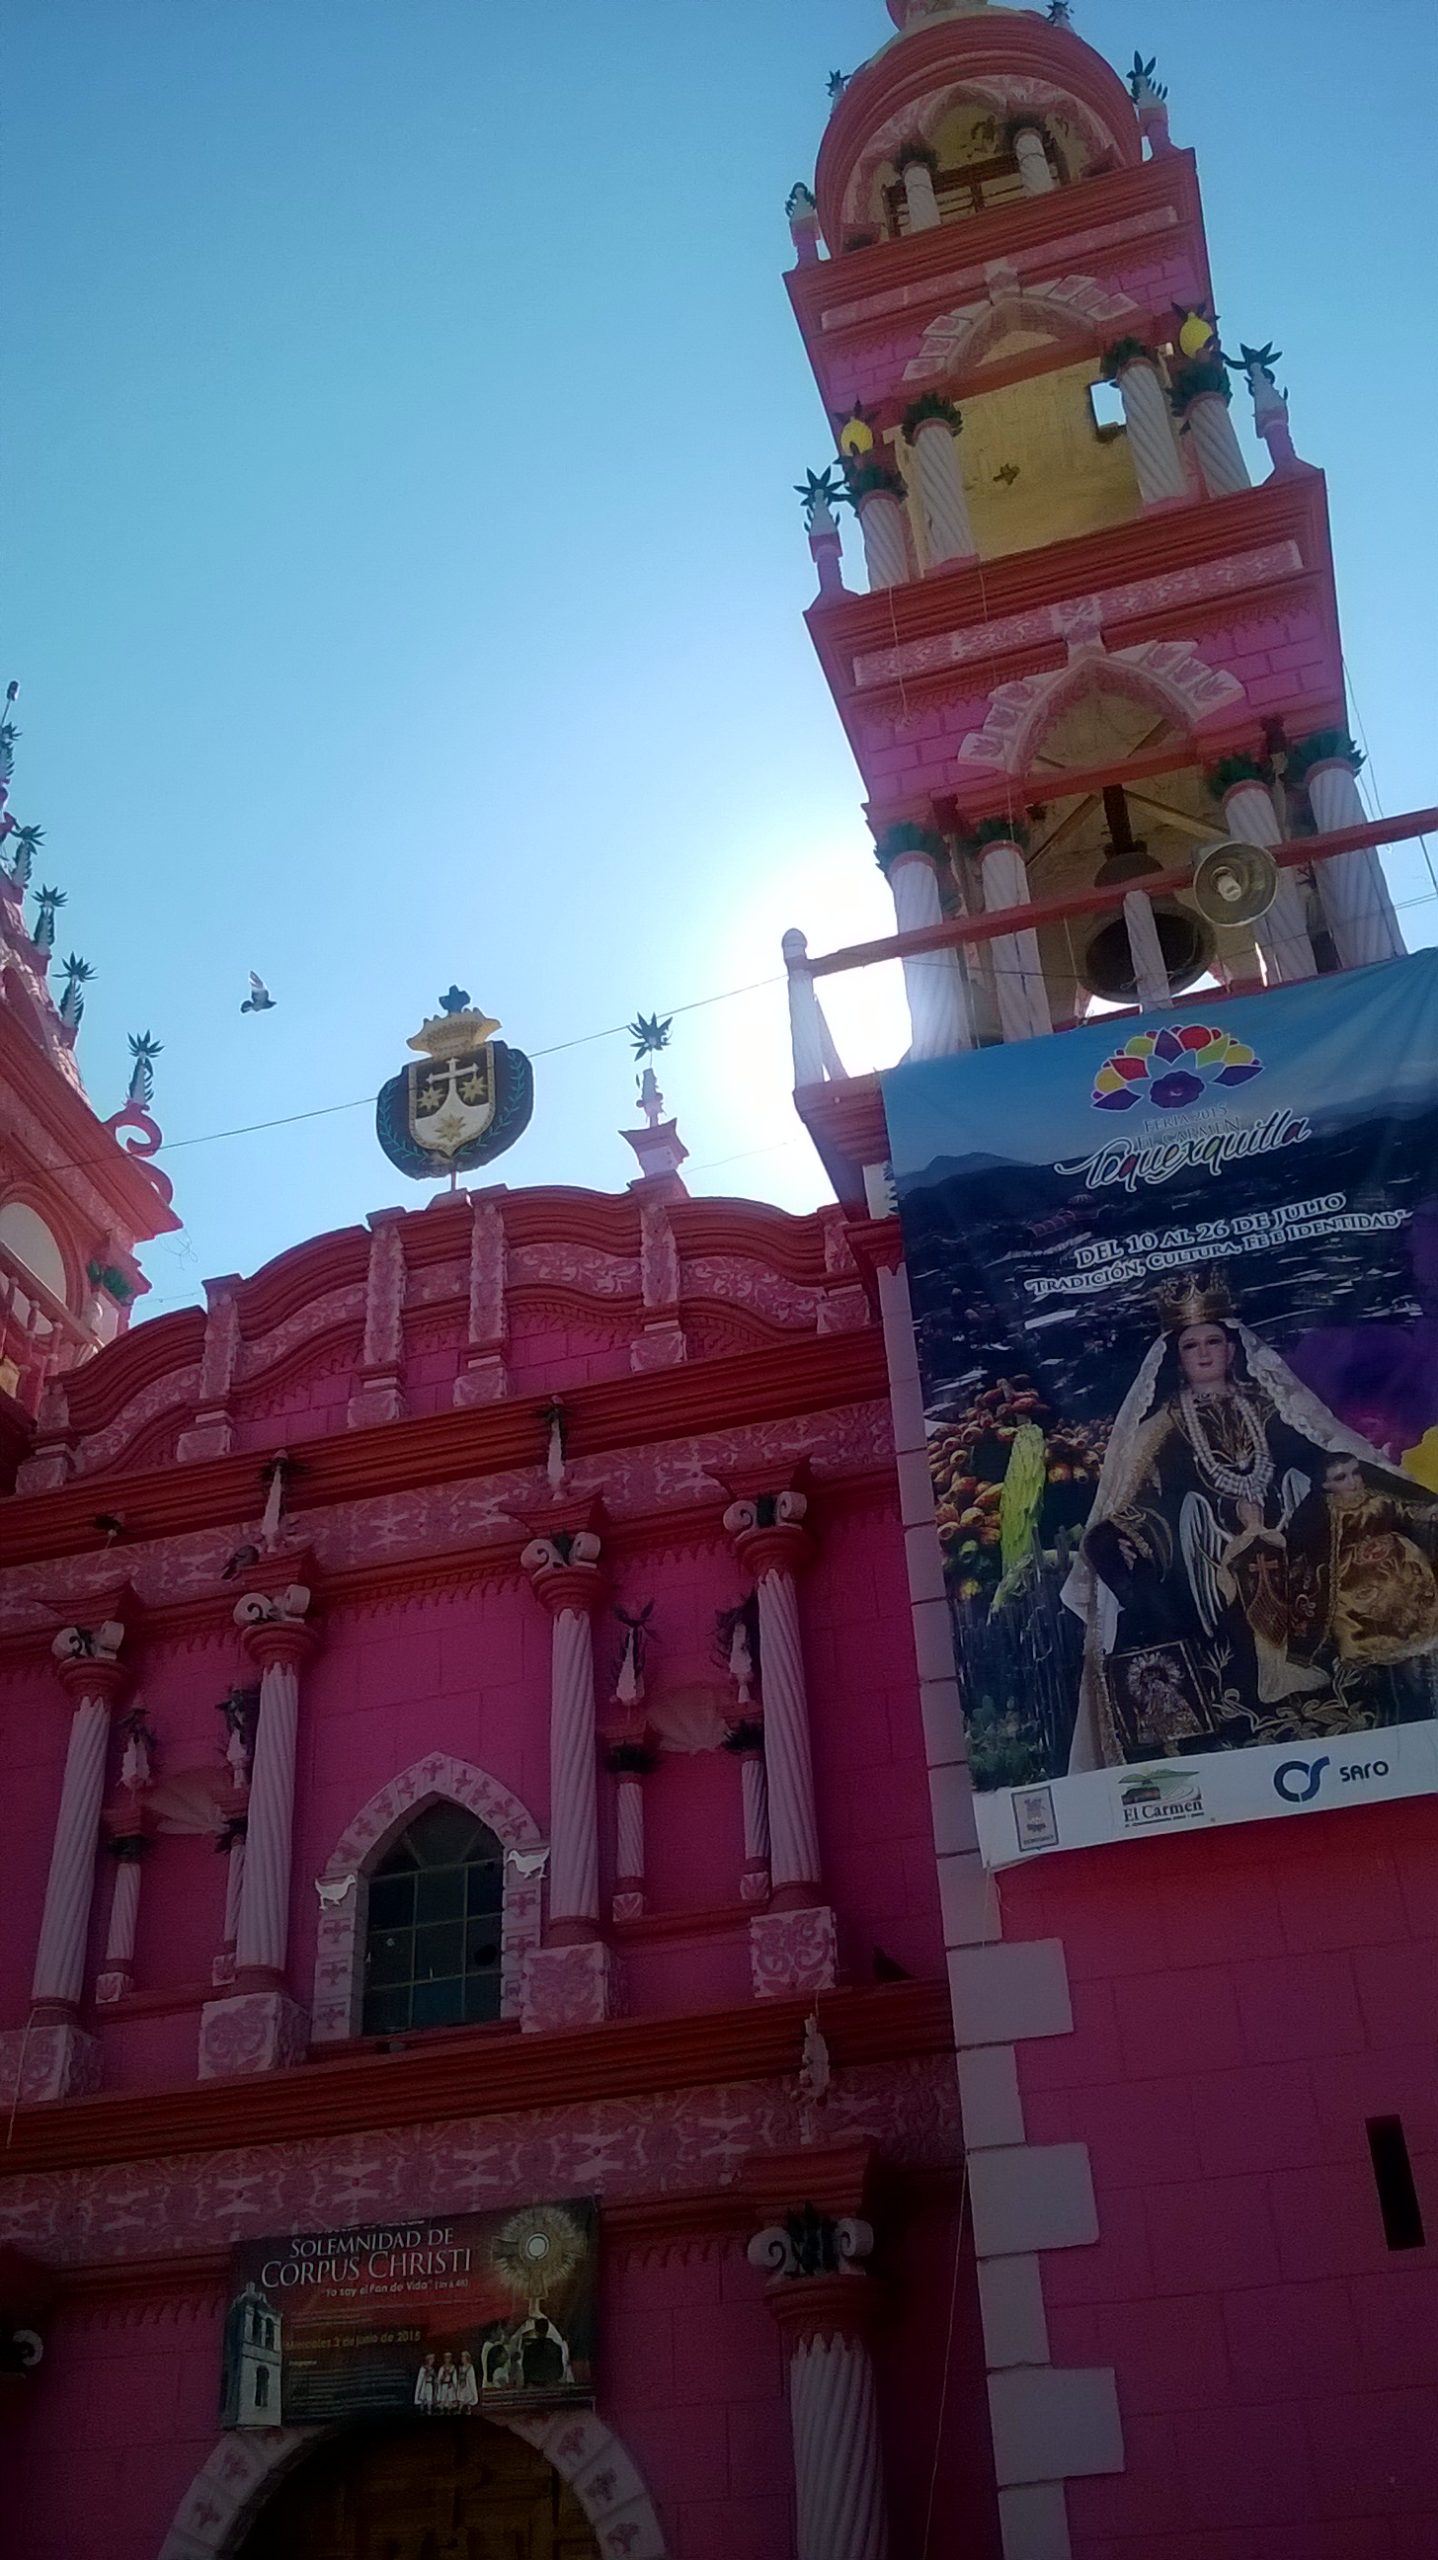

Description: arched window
[362,1801,504,2036]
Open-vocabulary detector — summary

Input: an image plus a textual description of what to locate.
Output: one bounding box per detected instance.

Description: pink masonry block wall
[0,2232,992,2560]
[1005,1796,1438,2558]
[0,1494,942,2083]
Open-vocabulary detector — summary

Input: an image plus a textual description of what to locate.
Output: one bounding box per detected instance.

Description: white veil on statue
[1062,1316,1403,1773]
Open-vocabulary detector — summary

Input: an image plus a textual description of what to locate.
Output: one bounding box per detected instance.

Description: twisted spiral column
[749,2227,889,2560]
[726,1512,819,1904]
[96,1826,151,2001]
[32,1649,128,2014]
[1185,392,1250,497]
[741,1750,770,1879]
[910,420,976,567]
[1218,779,1316,982]
[1115,357,1186,505]
[215,1826,247,1985]
[885,851,971,1057]
[790,2331,889,2560]
[523,1550,606,1943]
[1122,888,1174,1010]
[233,1618,316,1986]
[1305,758,1402,968]
[857,492,909,591]
[979,838,1052,1041]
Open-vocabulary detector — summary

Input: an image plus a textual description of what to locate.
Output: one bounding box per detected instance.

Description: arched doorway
[237,2418,599,2560]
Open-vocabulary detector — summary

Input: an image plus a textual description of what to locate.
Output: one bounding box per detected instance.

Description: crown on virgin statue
[1155,1270,1234,1332]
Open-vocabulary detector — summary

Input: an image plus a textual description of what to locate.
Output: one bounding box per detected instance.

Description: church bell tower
[782,0,1402,1097]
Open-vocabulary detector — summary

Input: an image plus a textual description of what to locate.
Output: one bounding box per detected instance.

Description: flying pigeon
[220,1542,261,1581]
[241,972,275,1014]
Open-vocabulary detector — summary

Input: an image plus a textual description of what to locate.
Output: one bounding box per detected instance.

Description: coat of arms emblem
[376,986,534,1181]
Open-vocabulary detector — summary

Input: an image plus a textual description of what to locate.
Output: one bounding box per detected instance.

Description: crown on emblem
[406,984,501,1062]
[1156,1269,1234,1332]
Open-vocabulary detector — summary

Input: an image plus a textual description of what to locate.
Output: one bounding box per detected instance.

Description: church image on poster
[882,951,1438,1867]
[220,2200,596,2428]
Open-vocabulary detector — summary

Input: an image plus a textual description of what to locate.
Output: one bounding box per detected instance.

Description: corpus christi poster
[883,950,1438,1868]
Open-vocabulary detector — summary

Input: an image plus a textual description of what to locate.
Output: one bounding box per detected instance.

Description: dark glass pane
[362,1985,410,2036]
[374,1838,420,1876]
[466,1929,501,1972]
[466,1861,504,1915]
[410,1804,487,1867]
[367,1873,415,1928]
[463,1972,502,2024]
[414,1866,465,1924]
[366,1928,412,1988]
[414,1921,463,1981]
[411,1976,464,2028]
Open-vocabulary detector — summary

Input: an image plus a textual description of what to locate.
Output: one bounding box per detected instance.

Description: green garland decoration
[1169,356,1232,414]
[956,814,1031,857]
[841,453,908,505]
[1206,753,1273,800]
[1098,336,1154,381]
[900,390,962,441]
[1286,728,1364,783]
[874,820,948,874]
[893,136,940,176]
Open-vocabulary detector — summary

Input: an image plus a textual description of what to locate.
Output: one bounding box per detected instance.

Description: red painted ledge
[0,1979,953,2179]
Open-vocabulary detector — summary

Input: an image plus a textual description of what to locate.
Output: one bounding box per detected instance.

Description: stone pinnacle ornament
[375,985,534,1182]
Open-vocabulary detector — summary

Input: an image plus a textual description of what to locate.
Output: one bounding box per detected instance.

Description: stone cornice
[0,1980,952,2179]
[0,1330,889,1572]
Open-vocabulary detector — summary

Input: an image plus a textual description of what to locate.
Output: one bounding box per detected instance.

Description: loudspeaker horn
[1191,838,1280,929]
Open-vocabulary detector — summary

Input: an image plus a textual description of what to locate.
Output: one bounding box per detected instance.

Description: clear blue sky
[8,0,1436,1318]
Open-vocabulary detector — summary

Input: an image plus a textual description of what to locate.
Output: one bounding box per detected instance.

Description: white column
[783,931,827,1086]
[1305,758,1403,968]
[750,2217,888,2560]
[613,1772,645,1922]
[1184,392,1250,497]
[214,1826,247,1985]
[857,492,909,591]
[725,1501,820,1902]
[522,1537,604,1940]
[1114,357,1186,505]
[1012,124,1054,194]
[884,849,971,1057]
[1218,778,1317,982]
[740,1749,771,1900]
[32,1632,127,2011]
[978,837,1052,1041]
[909,418,976,567]
[96,1834,149,2003]
[1122,889,1173,1010]
[900,156,941,232]
[232,1594,315,1983]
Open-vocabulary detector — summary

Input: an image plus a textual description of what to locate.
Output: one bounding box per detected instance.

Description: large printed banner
[883,951,1438,1869]
[221,2199,596,2428]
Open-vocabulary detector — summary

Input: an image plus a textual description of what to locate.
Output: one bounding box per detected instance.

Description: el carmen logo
[1091,1024,1263,1114]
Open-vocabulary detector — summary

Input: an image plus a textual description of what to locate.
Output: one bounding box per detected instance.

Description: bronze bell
[1078,788,1213,1003]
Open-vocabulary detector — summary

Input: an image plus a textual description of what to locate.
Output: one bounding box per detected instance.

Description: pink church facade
[4,1,1438,2556]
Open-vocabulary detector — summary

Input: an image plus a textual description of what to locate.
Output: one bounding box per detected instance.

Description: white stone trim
[309,1752,546,2042]
[157,2406,669,2558]
[873,1260,1122,2550]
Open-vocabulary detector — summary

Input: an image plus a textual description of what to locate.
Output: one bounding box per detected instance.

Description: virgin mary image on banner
[1064,1271,1438,1769]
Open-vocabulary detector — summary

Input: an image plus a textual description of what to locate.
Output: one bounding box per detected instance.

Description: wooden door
[245,2417,599,2560]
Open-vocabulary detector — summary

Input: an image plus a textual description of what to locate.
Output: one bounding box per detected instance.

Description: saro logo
[1274,1751,1391,1805]
[1091,1024,1262,1115]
